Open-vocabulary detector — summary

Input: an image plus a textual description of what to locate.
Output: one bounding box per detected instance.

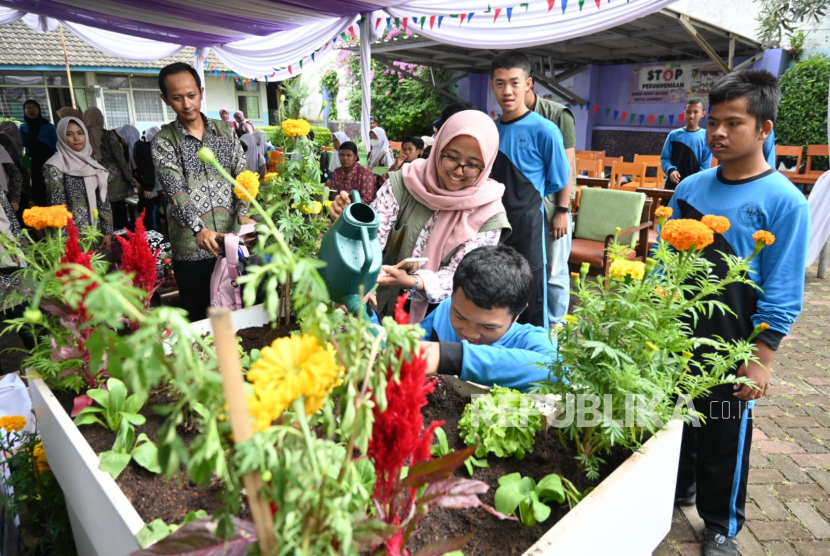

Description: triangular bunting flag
[402,17,408,32]
[348,25,356,38]
[596,0,601,7]
[387,18,391,31]
[430,15,436,29]
[421,16,426,29]
[593,104,600,114]
[621,111,628,121]
[485,5,492,13]
[679,113,685,125]
[648,115,655,125]
[669,115,674,125]
[562,0,569,13]
[341,32,348,41]
[288,65,293,75]
[412,16,418,24]
[468,12,474,23]
[438,15,444,28]
[264,75,268,84]
[395,17,400,27]
[639,114,645,124]
[586,101,591,111]
[629,113,636,123]
[579,102,585,110]
[606,108,611,117]
[460,13,467,25]
[613,110,619,120]
[494,8,501,22]
[311,53,315,62]
[507,7,513,21]
[579,0,585,10]
[375,18,382,31]
[522,3,530,10]
[547,0,555,11]
[299,60,303,69]
[659,115,665,124]
[450,13,458,18]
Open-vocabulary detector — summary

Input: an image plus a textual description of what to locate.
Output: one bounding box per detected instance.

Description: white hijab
[368,126,393,168]
[144,126,161,143]
[330,131,349,173]
[45,117,109,216]
[240,133,264,174]
[115,125,140,170]
[0,145,13,194]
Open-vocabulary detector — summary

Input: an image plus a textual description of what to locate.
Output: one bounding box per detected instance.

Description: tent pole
[359,15,373,152]
[59,25,77,109]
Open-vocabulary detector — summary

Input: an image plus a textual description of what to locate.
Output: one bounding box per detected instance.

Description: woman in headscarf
[115,125,141,170]
[326,141,377,204]
[84,107,136,230]
[239,133,265,175]
[0,145,23,215]
[219,108,237,130]
[367,127,395,169]
[57,107,85,123]
[329,132,350,175]
[135,126,161,232]
[233,111,256,138]
[0,121,23,157]
[0,122,30,212]
[19,99,57,206]
[329,111,511,323]
[43,116,113,249]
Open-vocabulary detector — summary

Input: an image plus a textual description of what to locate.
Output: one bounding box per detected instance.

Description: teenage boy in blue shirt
[661,98,713,189]
[419,245,556,391]
[668,70,810,556]
[488,52,570,329]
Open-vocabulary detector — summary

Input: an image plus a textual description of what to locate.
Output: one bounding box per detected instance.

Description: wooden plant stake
[208,307,277,554]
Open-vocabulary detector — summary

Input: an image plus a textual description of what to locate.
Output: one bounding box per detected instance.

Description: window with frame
[0,73,48,120]
[237,95,260,121]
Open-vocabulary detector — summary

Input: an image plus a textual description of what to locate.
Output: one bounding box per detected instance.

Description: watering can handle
[350,190,361,204]
[349,190,373,267]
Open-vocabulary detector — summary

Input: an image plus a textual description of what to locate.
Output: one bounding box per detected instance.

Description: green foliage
[777,54,830,172]
[311,125,332,147]
[757,0,828,42]
[345,55,455,138]
[136,510,208,548]
[431,426,489,476]
[321,68,340,121]
[74,377,146,432]
[494,472,588,526]
[458,386,543,460]
[280,76,310,120]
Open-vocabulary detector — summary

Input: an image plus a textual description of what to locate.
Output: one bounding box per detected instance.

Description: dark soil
[409,378,629,556]
[56,323,297,526]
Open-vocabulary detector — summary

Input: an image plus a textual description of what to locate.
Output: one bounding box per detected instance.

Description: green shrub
[256,125,331,147]
[777,54,830,171]
[311,125,332,147]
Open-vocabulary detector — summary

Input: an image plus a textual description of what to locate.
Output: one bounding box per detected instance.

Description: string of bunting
[485,100,689,127]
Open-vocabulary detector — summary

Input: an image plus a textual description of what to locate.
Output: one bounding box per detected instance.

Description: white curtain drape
[359,15,373,150]
[0,7,22,25]
[195,47,209,113]
[384,0,679,48]
[62,20,184,61]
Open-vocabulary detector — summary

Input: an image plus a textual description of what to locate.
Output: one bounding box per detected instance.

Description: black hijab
[23,99,49,140]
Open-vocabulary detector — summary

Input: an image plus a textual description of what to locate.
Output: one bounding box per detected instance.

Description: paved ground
[656,266,830,555]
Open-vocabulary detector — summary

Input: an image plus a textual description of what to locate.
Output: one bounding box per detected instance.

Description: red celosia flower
[116,210,159,304]
[393,293,408,325]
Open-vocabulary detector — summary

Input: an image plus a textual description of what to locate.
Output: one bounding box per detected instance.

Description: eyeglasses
[440,154,484,179]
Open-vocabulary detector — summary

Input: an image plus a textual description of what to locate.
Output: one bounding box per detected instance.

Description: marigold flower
[0,415,26,433]
[299,201,323,215]
[33,442,49,473]
[753,230,775,247]
[263,172,279,182]
[281,118,312,138]
[562,314,579,325]
[570,272,580,280]
[608,259,646,281]
[661,219,714,251]
[758,322,770,331]
[701,215,731,235]
[247,335,342,431]
[234,171,260,200]
[654,206,673,225]
[22,205,72,230]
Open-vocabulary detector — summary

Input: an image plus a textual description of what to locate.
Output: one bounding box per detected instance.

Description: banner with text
[628,61,724,104]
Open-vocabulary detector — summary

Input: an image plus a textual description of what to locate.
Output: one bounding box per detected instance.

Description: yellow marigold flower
[281,118,312,138]
[234,171,260,200]
[33,442,49,473]
[570,272,580,280]
[22,205,73,230]
[299,201,323,215]
[661,219,714,251]
[0,415,27,433]
[322,200,333,209]
[247,335,342,431]
[646,341,660,351]
[753,230,775,247]
[263,172,279,182]
[759,322,770,331]
[562,314,579,325]
[654,206,673,220]
[608,259,646,281]
[701,215,731,235]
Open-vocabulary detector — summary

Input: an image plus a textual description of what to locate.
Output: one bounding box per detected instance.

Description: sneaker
[702,528,738,556]
[674,493,696,507]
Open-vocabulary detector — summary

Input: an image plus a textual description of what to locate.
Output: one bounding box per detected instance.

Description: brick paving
[656,266,830,555]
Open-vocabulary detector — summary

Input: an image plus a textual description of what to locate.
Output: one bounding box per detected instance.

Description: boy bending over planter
[667,70,809,556]
[418,244,557,391]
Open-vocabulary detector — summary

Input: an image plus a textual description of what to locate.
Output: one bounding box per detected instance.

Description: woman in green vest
[329,110,510,323]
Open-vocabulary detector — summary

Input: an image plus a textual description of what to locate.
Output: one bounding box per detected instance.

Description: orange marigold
[753,230,775,246]
[660,219,714,251]
[654,206,673,219]
[701,215,731,234]
[22,205,73,230]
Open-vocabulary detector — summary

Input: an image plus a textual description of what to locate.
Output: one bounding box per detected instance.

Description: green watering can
[318,190,382,315]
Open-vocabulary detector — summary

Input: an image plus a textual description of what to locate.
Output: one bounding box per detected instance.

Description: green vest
[375,172,512,318]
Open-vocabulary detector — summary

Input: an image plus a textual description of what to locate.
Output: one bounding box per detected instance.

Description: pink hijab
[401,110,506,322]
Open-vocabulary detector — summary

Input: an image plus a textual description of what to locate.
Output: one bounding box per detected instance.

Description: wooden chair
[576,150,605,159]
[805,144,829,177]
[569,187,652,276]
[575,152,599,161]
[609,161,647,191]
[775,145,803,177]
[599,156,623,175]
[634,154,666,188]
[576,158,603,178]
[636,187,675,248]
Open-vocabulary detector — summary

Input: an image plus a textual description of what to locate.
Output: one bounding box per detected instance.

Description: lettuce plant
[494,472,588,527]
[458,386,543,460]
[431,427,489,476]
[74,377,146,432]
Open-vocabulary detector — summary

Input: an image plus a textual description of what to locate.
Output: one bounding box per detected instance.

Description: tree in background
[776,54,830,170]
[280,77,310,120]
[320,69,340,121]
[757,0,828,43]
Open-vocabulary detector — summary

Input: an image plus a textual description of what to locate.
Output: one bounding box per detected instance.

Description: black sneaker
[702,528,738,556]
[674,493,696,507]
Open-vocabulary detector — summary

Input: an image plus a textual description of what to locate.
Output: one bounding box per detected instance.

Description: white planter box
[30,304,271,556]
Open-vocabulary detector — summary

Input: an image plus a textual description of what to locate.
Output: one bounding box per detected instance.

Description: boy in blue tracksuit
[668,70,809,556]
[488,52,570,329]
[419,245,556,391]
[661,98,713,190]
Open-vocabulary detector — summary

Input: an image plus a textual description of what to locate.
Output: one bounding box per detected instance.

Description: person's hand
[364,291,377,309]
[196,227,226,258]
[420,341,441,375]
[377,265,416,289]
[329,190,351,220]
[670,171,681,184]
[143,190,152,199]
[100,234,112,252]
[131,178,140,189]
[395,153,407,168]
[10,202,18,212]
[551,211,569,241]
[733,359,770,401]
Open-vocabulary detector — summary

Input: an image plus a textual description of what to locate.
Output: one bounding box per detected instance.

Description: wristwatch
[192,221,205,235]
[555,205,570,214]
[409,276,420,294]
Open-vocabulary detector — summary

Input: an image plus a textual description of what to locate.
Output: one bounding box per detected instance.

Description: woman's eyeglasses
[440,154,484,179]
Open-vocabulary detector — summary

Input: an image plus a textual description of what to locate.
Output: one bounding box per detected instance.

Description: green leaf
[494,472,528,516]
[99,451,131,479]
[136,519,172,548]
[121,413,147,426]
[131,434,161,474]
[73,412,105,428]
[530,491,552,524]
[86,388,110,408]
[536,473,566,504]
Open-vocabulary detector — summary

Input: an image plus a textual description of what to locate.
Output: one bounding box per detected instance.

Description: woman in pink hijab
[329,110,510,323]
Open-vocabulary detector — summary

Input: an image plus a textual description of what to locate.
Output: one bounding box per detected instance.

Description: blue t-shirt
[667,167,810,350]
[491,111,569,271]
[764,130,776,168]
[660,127,712,188]
[419,297,558,391]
